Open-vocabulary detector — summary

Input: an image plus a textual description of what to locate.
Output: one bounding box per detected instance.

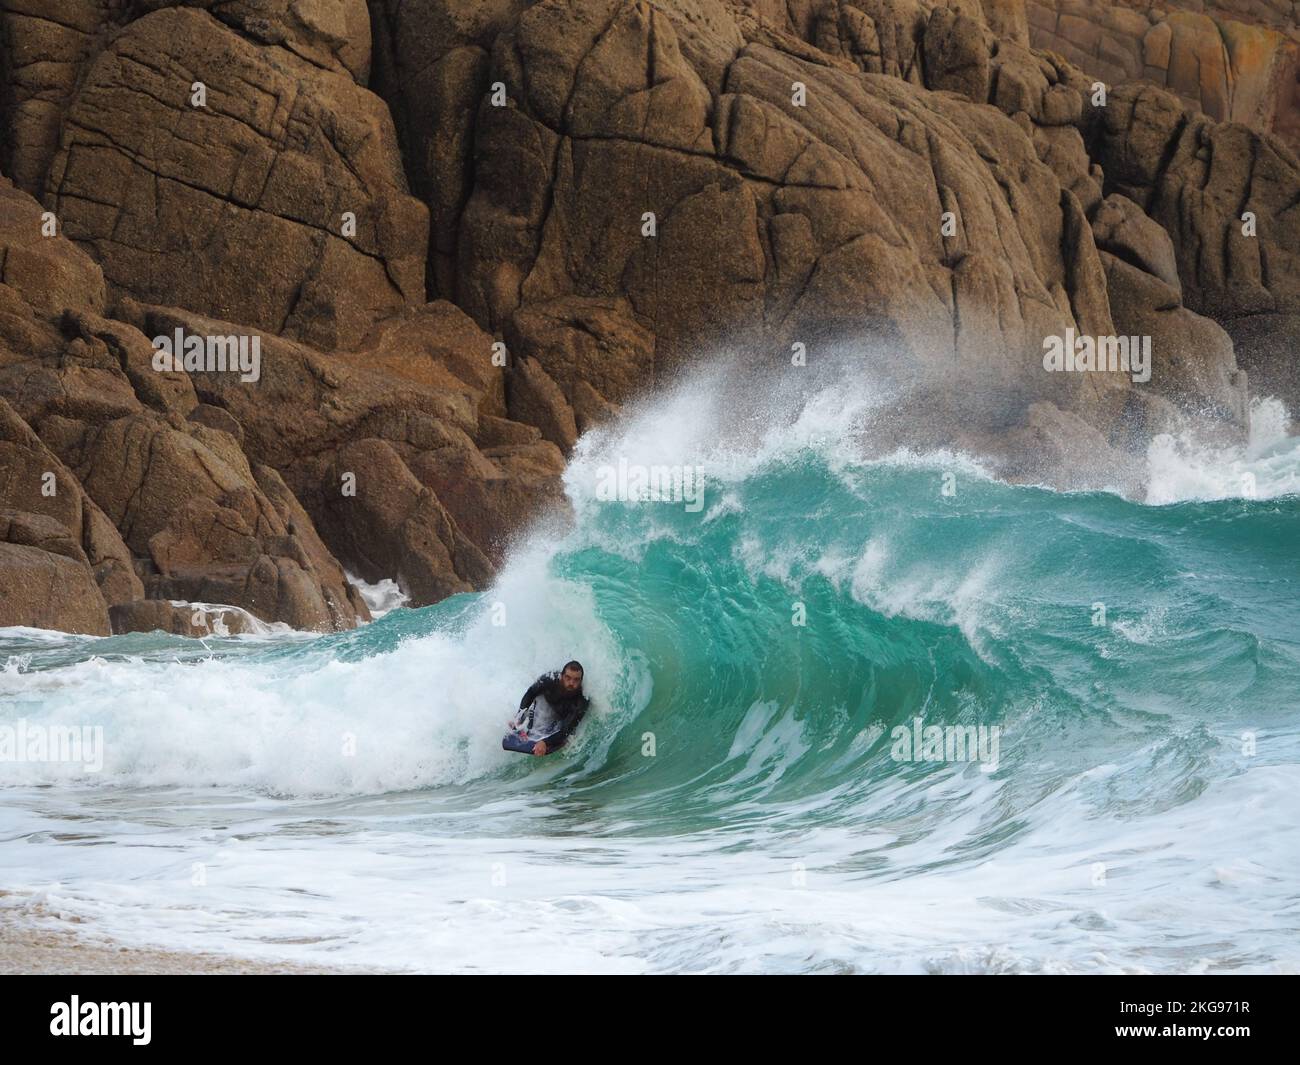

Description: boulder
[109,598,256,637]
[507,355,579,453]
[321,438,493,606]
[0,395,142,609]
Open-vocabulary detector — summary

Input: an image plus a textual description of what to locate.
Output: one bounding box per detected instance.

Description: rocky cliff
[0,0,1295,633]
[1028,1,1300,146]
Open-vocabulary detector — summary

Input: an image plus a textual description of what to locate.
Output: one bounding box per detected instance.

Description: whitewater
[2,364,1298,974]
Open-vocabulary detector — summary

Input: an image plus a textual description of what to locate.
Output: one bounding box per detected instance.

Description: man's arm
[518,674,551,711]
[540,696,590,752]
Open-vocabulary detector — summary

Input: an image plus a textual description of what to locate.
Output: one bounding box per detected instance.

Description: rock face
[41,7,427,352]
[0,174,562,629]
[0,0,375,199]
[372,0,1243,433]
[0,0,1296,634]
[0,507,113,635]
[131,300,566,603]
[0,190,145,628]
[1089,81,1300,408]
[0,393,141,620]
[367,0,535,300]
[1027,1,1300,150]
[0,1,571,633]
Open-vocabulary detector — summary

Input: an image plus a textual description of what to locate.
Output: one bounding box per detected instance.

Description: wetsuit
[505,672,590,753]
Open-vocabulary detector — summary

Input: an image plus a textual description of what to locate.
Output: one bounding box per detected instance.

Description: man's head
[559,661,584,694]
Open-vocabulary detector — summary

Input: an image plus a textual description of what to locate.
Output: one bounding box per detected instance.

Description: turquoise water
[1,377,1298,973]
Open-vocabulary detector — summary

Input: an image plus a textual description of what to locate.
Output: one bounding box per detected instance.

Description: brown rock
[109,599,255,638]
[1026,0,1300,150]
[507,355,578,454]
[1092,83,1300,323]
[1089,193,1182,296]
[188,404,246,444]
[351,300,508,419]
[0,177,106,316]
[1062,188,1116,338]
[0,2,374,199]
[0,1,105,197]
[321,438,493,605]
[48,413,369,630]
[923,8,992,104]
[506,296,655,406]
[0,395,142,609]
[368,0,534,298]
[1102,252,1249,423]
[0,508,111,635]
[404,431,566,566]
[46,7,428,351]
[476,414,543,448]
[135,303,563,595]
[570,379,620,436]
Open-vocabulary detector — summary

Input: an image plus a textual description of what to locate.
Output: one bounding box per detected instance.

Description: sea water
[2,369,1298,973]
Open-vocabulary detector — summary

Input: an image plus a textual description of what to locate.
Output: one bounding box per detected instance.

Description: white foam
[3,756,1293,973]
[1145,397,1300,504]
[344,573,410,618]
[0,626,93,644]
[0,545,635,795]
[565,349,1295,509]
[563,360,895,514]
[176,601,294,639]
[1110,605,1171,646]
[848,538,1001,655]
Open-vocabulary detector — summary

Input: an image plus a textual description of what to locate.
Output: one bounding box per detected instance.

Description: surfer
[504,661,590,756]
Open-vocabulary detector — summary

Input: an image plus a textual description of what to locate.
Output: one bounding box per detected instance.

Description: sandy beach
[0,905,369,975]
